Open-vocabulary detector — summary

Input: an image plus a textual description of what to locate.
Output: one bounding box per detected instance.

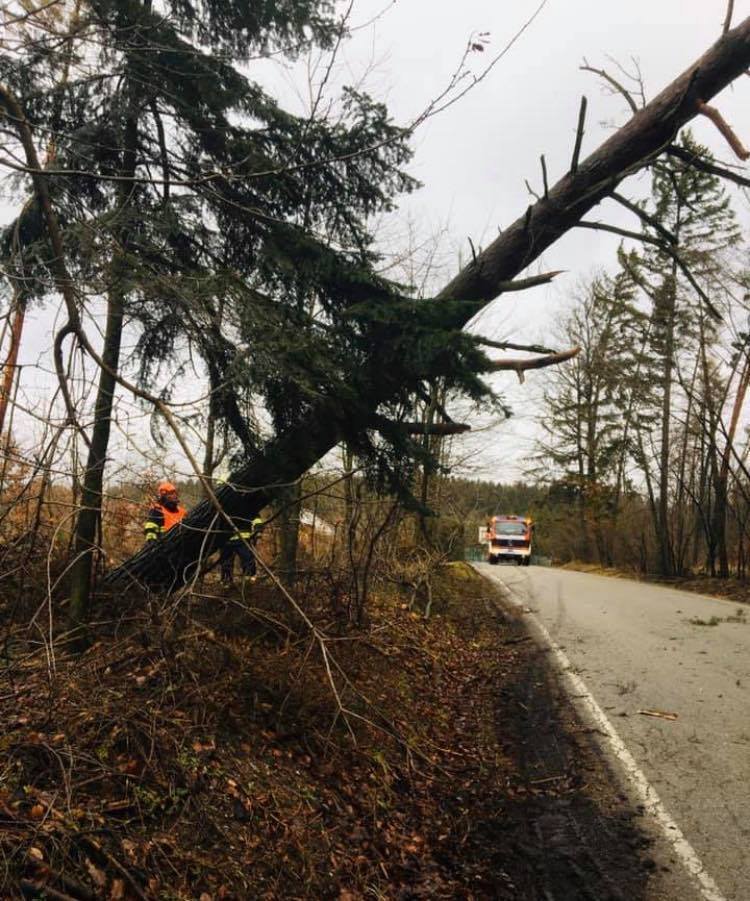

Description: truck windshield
[495,522,527,536]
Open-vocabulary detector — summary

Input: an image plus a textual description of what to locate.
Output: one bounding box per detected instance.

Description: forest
[3,1,750,898]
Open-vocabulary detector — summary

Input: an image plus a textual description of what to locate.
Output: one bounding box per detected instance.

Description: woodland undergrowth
[0,565,534,899]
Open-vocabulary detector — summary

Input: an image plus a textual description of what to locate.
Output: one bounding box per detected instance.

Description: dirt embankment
[1,566,656,899]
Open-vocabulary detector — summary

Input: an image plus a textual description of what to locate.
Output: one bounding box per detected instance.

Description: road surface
[476,564,750,901]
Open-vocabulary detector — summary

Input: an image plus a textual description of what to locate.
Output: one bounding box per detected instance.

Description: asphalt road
[476,564,750,901]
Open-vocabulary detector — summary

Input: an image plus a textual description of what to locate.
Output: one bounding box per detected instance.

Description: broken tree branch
[483,347,580,384]
[493,270,565,293]
[697,99,749,159]
[724,0,735,35]
[570,95,588,173]
[484,347,580,372]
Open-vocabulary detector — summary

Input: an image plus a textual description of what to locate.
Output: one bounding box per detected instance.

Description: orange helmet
[158,481,177,495]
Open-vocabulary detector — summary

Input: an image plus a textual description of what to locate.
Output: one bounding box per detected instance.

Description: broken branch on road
[638,708,679,721]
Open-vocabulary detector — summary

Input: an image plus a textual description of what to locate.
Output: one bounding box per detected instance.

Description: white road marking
[493,574,728,901]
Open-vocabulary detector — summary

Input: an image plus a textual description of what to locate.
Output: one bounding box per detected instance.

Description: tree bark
[0,291,26,439]
[67,291,126,627]
[657,268,677,578]
[107,17,750,589]
[67,69,140,628]
[713,348,750,577]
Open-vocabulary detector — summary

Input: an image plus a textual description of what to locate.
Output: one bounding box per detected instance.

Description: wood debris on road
[637,709,679,721]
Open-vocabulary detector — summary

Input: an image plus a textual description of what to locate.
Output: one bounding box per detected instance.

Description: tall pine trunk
[712,349,750,577]
[656,268,677,577]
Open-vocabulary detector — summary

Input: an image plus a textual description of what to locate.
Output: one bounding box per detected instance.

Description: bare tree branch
[540,153,549,198]
[483,347,580,384]
[610,191,678,245]
[666,143,750,188]
[577,219,664,247]
[524,178,540,201]
[1,0,63,28]
[570,95,588,173]
[476,338,558,354]
[401,421,471,436]
[724,0,735,34]
[578,219,722,320]
[581,63,639,114]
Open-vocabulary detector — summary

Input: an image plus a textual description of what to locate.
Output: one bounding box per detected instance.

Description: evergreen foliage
[0,0,497,506]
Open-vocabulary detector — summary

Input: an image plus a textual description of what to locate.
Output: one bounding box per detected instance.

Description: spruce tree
[537,271,642,563]
[1,0,495,617]
[621,131,740,576]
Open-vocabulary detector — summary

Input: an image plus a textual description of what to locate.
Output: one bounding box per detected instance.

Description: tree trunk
[67,79,139,629]
[674,356,699,573]
[203,403,216,488]
[67,292,126,629]
[278,481,302,586]
[418,383,441,542]
[0,292,26,440]
[657,270,677,578]
[342,444,354,533]
[106,19,750,589]
[712,348,750,577]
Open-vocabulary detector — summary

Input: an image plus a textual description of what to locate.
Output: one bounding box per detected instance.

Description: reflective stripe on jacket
[228,517,264,542]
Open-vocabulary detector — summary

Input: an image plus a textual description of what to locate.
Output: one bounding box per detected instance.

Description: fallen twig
[637,708,678,721]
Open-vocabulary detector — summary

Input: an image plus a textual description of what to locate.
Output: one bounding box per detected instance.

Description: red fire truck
[485,515,533,566]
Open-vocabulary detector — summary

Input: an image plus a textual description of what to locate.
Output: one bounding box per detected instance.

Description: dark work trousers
[219,539,256,583]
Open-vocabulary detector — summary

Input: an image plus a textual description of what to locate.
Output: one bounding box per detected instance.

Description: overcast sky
[3,0,750,481]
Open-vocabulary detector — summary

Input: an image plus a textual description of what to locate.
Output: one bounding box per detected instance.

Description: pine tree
[537,271,643,563]
[622,131,740,576]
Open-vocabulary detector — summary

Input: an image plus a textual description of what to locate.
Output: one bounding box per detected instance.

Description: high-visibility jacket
[144,502,186,540]
[228,516,264,543]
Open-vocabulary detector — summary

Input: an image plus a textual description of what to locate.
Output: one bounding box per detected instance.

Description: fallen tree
[108,16,750,590]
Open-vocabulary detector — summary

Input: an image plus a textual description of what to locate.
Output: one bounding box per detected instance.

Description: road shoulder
[479,564,706,901]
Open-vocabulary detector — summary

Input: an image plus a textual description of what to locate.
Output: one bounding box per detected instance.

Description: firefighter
[220,515,264,585]
[143,481,187,542]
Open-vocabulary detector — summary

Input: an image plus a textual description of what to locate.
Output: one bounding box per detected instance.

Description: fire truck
[485,515,533,566]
